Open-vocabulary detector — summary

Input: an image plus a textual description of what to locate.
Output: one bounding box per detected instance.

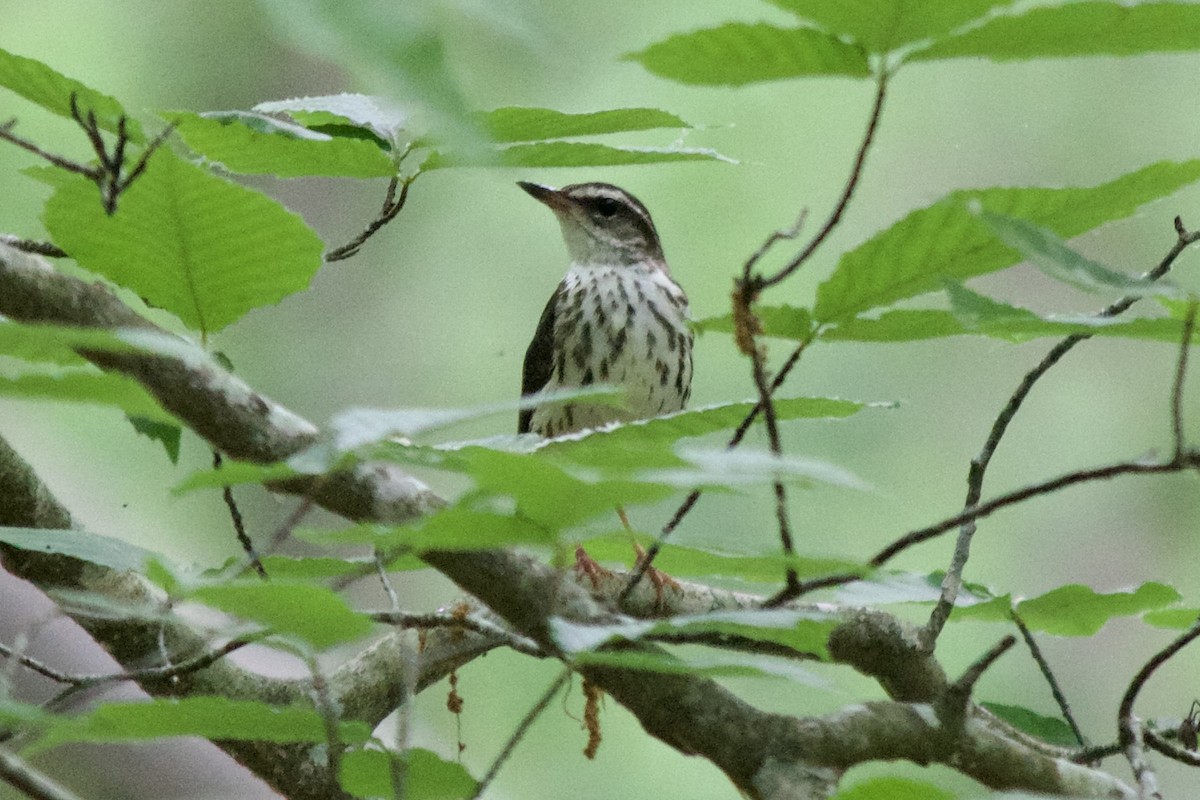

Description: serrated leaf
[626,22,870,85]
[0,527,161,573]
[979,211,1171,296]
[830,776,955,800]
[1016,583,1181,637]
[980,702,1079,747]
[169,111,395,178]
[769,0,1017,54]
[0,47,140,140]
[493,141,734,168]
[254,93,407,145]
[128,415,182,463]
[306,508,559,553]
[911,2,1200,62]
[339,747,477,799]
[553,607,837,660]
[32,697,370,752]
[814,160,1200,322]
[479,106,690,143]
[645,445,869,491]
[0,370,173,422]
[538,396,864,472]
[43,148,324,334]
[190,582,373,648]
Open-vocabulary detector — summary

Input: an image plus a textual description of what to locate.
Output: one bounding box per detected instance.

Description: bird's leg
[573,545,611,590]
[619,506,679,610]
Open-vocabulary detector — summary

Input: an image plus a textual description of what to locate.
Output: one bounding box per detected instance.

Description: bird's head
[518,181,666,269]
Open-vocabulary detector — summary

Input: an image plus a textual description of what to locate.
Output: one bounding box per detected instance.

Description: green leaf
[33,697,370,752]
[190,582,374,648]
[911,2,1200,62]
[979,211,1171,296]
[539,396,864,472]
[626,23,870,86]
[0,320,136,365]
[0,47,140,140]
[306,508,560,553]
[174,458,300,494]
[694,304,817,341]
[580,535,863,583]
[830,776,955,800]
[553,608,837,660]
[42,148,324,334]
[128,415,182,463]
[955,582,1182,635]
[769,0,1017,54]
[339,747,477,799]
[0,527,161,573]
[980,702,1079,747]
[254,93,408,145]
[0,370,172,422]
[813,160,1200,322]
[1141,608,1200,630]
[430,141,733,169]
[479,107,690,143]
[169,111,396,178]
[645,445,869,491]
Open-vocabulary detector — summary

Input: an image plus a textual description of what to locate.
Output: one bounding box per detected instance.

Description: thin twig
[369,610,543,657]
[1012,612,1087,747]
[757,66,890,291]
[1170,300,1197,459]
[922,218,1200,646]
[0,746,86,800]
[374,549,401,612]
[1118,615,1200,799]
[326,171,418,262]
[469,667,571,799]
[213,450,267,580]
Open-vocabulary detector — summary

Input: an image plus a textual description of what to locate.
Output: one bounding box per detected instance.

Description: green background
[2,1,1199,797]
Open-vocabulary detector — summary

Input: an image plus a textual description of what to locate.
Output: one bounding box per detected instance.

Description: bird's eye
[593,197,620,217]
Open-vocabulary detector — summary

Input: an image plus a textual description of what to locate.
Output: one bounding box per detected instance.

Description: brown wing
[519,283,562,434]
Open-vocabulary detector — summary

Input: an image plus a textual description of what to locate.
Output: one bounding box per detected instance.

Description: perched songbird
[517,181,693,591]
[518,181,693,437]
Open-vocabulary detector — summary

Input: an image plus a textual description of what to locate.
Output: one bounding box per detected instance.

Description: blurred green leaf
[33,697,370,752]
[769,0,1017,54]
[694,304,817,340]
[580,534,863,583]
[980,702,1079,747]
[953,582,1182,635]
[169,111,395,178]
[306,508,559,553]
[128,415,182,463]
[979,211,1173,297]
[829,776,955,799]
[0,47,141,140]
[190,582,374,648]
[626,22,870,85]
[0,370,172,422]
[0,527,161,573]
[479,107,690,143]
[0,320,136,365]
[814,160,1200,322]
[645,445,869,491]
[912,2,1200,62]
[43,148,324,334]
[429,141,734,169]
[340,747,477,799]
[1142,608,1200,629]
[254,93,408,145]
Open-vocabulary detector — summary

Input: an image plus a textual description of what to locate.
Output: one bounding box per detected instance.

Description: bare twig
[213,450,266,580]
[1118,616,1200,798]
[470,667,571,799]
[757,67,890,291]
[1170,300,1197,459]
[369,610,543,658]
[923,218,1200,647]
[1012,612,1088,747]
[326,170,418,262]
[68,94,176,215]
[0,746,86,800]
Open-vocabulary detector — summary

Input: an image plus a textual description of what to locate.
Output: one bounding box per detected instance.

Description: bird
[517,180,693,596]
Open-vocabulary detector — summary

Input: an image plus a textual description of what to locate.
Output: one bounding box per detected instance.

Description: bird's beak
[518,181,572,213]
